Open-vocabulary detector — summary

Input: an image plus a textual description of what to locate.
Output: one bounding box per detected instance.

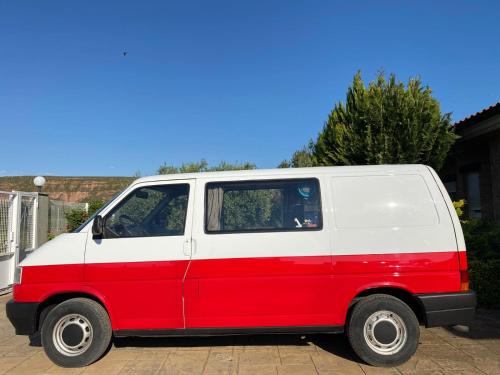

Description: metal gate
[0,191,39,294]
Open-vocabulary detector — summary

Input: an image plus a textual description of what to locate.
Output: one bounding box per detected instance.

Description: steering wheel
[118,214,141,236]
[119,214,138,226]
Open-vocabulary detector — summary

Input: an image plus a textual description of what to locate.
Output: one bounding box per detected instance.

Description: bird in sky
[123,51,128,57]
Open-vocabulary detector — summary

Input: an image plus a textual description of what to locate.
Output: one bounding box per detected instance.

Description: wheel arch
[35,291,112,333]
[348,287,426,325]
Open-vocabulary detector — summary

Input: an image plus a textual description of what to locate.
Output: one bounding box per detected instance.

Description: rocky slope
[0,176,134,203]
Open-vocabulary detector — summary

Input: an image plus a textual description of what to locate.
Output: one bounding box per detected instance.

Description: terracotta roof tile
[454,102,500,129]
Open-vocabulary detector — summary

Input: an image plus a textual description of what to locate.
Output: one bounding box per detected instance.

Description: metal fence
[0,192,14,256]
[0,191,39,294]
[1,193,90,293]
[49,200,87,236]
[20,194,37,253]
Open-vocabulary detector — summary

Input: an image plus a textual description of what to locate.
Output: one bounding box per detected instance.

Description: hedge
[469,259,500,309]
[462,219,500,262]
[458,218,500,308]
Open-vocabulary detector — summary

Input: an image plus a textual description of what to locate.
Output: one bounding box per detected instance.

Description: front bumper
[6,300,40,335]
[417,291,476,327]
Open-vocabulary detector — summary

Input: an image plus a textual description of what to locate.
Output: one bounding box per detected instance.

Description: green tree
[313,72,456,170]
[157,164,180,175]
[279,142,316,168]
[157,160,256,175]
[212,161,256,171]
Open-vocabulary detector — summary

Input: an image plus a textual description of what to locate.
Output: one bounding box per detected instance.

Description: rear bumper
[6,300,39,335]
[417,291,476,327]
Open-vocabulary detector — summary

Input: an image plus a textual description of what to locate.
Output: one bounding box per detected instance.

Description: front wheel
[347,294,420,367]
[41,298,112,367]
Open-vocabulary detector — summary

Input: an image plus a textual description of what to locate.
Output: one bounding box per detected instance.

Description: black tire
[30,303,57,347]
[347,294,419,367]
[41,298,112,367]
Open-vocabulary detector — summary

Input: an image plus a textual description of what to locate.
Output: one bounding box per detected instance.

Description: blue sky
[1,1,499,177]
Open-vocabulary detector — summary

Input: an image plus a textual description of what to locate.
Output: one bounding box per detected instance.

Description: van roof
[133,164,431,184]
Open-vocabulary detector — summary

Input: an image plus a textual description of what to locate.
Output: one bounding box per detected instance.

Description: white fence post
[32,194,39,250]
[0,191,41,293]
[0,192,16,292]
[10,193,21,283]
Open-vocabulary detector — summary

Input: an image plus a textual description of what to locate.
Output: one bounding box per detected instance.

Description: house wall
[489,132,500,222]
[440,114,500,222]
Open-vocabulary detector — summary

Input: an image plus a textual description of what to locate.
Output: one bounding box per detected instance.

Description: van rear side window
[331,174,439,228]
[205,179,322,233]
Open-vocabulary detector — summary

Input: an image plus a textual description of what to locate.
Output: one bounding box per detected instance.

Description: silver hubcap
[363,310,407,355]
[52,314,93,356]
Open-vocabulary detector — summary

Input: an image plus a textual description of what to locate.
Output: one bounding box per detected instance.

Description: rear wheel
[347,294,419,367]
[41,298,112,367]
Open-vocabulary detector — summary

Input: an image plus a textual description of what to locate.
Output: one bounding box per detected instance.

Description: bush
[64,200,105,232]
[88,199,104,217]
[469,259,500,308]
[460,219,500,308]
[453,199,465,219]
[462,220,500,261]
[65,208,88,232]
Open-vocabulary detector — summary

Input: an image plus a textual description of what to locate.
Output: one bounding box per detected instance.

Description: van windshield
[73,193,120,233]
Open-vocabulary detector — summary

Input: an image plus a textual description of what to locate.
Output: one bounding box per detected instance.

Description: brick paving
[1,293,499,374]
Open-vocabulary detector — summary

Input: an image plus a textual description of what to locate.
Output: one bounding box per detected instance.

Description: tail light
[460,270,470,292]
[458,251,469,291]
[14,266,22,284]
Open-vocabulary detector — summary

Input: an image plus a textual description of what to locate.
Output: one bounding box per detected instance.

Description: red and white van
[7,165,476,367]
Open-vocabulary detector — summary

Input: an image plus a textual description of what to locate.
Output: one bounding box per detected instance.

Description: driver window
[104,184,190,238]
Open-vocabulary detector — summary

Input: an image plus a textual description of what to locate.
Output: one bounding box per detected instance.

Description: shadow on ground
[114,332,363,363]
[443,309,500,340]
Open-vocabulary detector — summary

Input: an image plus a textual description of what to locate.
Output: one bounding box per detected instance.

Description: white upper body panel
[19,233,87,266]
[131,164,435,185]
[326,166,458,255]
[84,179,196,264]
[427,167,466,251]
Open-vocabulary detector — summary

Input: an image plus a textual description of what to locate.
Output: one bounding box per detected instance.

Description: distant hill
[0,176,135,203]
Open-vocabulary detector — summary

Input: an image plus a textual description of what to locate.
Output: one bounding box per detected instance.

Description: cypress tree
[313,72,456,170]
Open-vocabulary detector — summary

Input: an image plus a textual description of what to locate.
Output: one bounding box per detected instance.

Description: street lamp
[33,176,46,193]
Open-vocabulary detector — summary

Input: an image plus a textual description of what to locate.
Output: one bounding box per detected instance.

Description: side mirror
[92,215,104,238]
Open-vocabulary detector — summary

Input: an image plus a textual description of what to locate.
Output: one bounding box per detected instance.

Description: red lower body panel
[83,260,189,330]
[15,260,189,330]
[184,255,335,328]
[184,251,461,328]
[14,251,462,331]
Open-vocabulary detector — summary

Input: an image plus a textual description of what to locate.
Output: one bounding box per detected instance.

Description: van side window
[205,179,322,233]
[104,184,190,238]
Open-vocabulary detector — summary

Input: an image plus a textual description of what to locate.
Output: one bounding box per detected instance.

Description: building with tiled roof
[440,103,500,222]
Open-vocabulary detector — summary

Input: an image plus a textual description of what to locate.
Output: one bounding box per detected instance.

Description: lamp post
[33,176,46,193]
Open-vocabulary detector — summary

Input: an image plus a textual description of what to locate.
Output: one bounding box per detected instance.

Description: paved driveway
[1,293,499,374]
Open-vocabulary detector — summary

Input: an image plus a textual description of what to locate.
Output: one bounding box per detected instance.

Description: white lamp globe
[33,176,46,188]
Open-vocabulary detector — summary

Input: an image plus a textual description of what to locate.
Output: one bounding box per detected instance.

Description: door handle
[183,238,191,257]
[191,238,196,255]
